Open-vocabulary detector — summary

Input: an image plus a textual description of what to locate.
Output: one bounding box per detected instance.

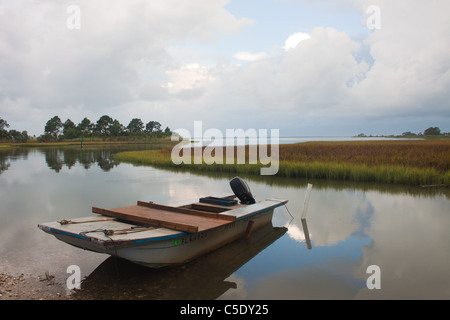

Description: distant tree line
[0,116,172,143]
[401,127,446,137]
[357,127,448,138]
[1,117,29,142]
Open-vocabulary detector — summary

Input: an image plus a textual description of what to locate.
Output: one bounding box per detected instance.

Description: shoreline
[0,272,70,300]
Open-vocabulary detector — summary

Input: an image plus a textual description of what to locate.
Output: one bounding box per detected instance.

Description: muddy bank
[0,272,70,300]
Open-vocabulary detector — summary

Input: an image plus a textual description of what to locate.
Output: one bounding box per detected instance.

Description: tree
[21,130,30,142]
[423,127,441,135]
[63,119,76,132]
[110,119,125,137]
[95,115,114,136]
[63,119,79,139]
[0,118,9,131]
[164,126,172,136]
[0,118,10,140]
[145,121,161,134]
[127,118,144,135]
[9,130,28,143]
[45,116,63,140]
[77,117,93,136]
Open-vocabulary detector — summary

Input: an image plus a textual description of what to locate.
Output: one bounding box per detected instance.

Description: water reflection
[71,224,287,300]
[1,146,449,299]
[0,157,10,175]
[0,144,173,174]
[236,184,450,299]
[42,148,118,172]
[301,218,312,250]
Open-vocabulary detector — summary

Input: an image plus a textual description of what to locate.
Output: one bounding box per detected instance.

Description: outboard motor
[230,177,256,205]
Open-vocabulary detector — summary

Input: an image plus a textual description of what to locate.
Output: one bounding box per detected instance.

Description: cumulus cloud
[165,26,368,132]
[233,51,268,61]
[352,0,450,117]
[163,63,216,101]
[283,32,311,51]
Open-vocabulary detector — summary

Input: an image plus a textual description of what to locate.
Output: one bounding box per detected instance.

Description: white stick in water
[301,183,313,220]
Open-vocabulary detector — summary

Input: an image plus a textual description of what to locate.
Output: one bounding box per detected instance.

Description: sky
[0,0,449,137]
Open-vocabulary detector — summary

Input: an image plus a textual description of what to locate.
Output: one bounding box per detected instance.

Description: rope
[79,229,107,236]
[284,204,294,227]
[58,218,112,225]
[78,226,154,237]
[104,226,154,235]
[103,233,118,266]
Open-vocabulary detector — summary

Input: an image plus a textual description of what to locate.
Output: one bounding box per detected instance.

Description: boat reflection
[70,223,287,300]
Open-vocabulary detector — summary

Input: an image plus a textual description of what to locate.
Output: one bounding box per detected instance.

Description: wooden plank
[137,201,205,215]
[189,202,243,216]
[92,206,199,233]
[137,201,237,222]
[190,203,230,213]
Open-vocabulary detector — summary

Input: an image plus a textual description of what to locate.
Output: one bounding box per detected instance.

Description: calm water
[0,146,449,299]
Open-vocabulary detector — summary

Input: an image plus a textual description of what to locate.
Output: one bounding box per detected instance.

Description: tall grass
[114,140,450,186]
[279,141,449,172]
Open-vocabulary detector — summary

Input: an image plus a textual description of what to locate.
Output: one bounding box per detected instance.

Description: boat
[38,177,288,268]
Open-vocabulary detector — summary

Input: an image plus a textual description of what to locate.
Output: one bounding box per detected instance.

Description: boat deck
[92,198,243,233]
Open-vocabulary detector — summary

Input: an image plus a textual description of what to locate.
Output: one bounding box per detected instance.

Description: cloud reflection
[282,187,373,247]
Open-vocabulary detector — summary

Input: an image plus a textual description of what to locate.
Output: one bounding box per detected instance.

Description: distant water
[188,136,420,147]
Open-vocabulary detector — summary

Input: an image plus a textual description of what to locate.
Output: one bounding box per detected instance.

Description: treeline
[1,117,30,143]
[357,126,449,138]
[0,115,173,143]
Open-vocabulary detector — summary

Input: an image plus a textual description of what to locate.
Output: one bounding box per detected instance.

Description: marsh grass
[114,140,450,186]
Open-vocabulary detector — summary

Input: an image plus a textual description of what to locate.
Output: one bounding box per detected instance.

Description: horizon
[3,113,446,139]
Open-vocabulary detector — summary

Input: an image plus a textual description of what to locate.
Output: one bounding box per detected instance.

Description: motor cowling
[230,177,256,205]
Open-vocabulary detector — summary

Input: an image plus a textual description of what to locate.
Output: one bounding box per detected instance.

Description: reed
[114,140,450,186]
